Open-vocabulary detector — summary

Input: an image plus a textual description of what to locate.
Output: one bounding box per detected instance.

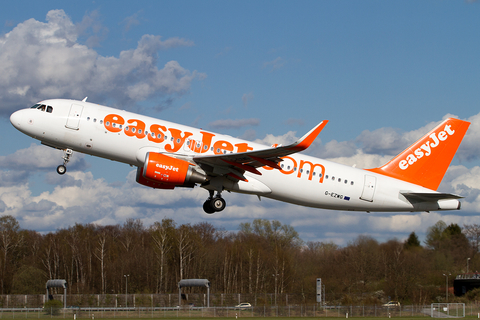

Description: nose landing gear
[203,190,226,214]
[56,148,73,175]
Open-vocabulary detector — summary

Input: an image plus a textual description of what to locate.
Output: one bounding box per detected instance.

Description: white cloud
[1,156,480,245]
[456,113,480,162]
[0,10,202,116]
[0,143,87,171]
[253,130,299,147]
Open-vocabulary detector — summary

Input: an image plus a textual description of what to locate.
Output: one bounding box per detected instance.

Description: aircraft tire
[57,165,67,175]
[203,200,215,214]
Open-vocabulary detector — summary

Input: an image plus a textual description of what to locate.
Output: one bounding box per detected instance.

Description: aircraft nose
[10,110,23,129]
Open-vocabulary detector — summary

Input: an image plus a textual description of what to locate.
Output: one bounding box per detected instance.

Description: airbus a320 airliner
[10,98,470,214]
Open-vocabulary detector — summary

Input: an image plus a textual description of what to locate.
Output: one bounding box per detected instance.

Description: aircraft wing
[192,120,328,180]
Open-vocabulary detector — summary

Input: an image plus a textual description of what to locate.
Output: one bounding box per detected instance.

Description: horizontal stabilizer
[400,192,463,201]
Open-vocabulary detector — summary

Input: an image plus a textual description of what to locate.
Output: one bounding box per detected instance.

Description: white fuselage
[10,99,456,212]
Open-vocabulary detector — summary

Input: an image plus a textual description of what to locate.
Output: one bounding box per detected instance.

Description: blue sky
[1,0,480,246]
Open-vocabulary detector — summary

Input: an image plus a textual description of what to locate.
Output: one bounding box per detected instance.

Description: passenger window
[138,129,142,134]
[87,117,90,121]
[100,120,103,124]
[93,119,97,123]
[46,106,53,113]
[351,181,354,185]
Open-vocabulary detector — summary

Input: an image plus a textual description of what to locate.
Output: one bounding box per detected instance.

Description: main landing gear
[203,190,226,214]
[56,148,73,175]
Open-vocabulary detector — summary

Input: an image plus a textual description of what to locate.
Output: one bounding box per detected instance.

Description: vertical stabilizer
[367,118,470,190]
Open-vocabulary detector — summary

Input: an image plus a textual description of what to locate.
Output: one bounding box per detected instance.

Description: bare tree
[93,229,107,294]
[464,223,480,252]
[0,215,23,293]
[150,219,174,293]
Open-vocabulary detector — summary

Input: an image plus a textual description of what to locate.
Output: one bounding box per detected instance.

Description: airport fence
[0,304,476,318]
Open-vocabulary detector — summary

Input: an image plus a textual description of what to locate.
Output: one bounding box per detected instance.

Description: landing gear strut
[57,148,73,175]
[203,190,226,214]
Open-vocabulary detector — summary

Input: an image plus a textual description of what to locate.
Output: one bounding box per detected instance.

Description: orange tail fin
[367,118,470,190]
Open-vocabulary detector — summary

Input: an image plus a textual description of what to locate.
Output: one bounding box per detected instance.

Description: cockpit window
[32,104,53,113]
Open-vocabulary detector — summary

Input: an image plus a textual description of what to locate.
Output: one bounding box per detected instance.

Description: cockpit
[31,104,53,113]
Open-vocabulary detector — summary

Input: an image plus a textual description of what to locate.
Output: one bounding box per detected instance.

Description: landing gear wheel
[56,165,67,175]
[211,197,226,212]
[57,148,73,175]
[203,200,215,214]
[202,189,227,214]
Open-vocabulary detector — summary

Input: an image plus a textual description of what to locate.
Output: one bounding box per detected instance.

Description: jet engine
[136,153,207,189]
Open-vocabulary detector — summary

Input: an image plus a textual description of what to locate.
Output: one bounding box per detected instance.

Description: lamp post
[124,274,129,308]
[467,258,471,274]
[442,273,451,302]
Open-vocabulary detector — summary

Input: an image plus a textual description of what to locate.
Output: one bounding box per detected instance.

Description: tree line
[0,214,478,304]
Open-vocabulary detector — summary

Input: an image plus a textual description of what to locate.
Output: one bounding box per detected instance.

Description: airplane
[10,98,470,214]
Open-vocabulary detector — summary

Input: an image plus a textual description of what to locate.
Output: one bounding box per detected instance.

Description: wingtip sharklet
[287,120,328,152]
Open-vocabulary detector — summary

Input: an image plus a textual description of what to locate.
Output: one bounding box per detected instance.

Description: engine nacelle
[140,153,207,187]
[136,167,175,189]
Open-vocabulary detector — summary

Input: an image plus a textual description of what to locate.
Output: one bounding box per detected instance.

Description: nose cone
[10,110,23,130]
